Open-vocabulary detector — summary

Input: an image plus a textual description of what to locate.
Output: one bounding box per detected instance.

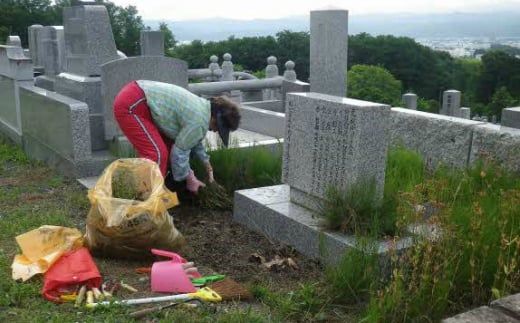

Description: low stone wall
[244,100,284,113]
[240,105,285,138]
[18,83,111,177]
[390,108,520,172]
[442,293,520,322]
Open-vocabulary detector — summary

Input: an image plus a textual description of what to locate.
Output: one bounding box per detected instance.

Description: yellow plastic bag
[12,226,83,281]
[85,158,185,259]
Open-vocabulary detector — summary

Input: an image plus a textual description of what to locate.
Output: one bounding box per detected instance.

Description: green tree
[159,22,176,51]
[349,33,454,100]
[489,86,516,120]
[0,0,57,46]
[477,50,520,104]
[105,3,145,56]
[347,65,402,106]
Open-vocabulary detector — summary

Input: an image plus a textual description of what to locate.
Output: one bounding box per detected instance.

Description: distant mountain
[145,11,520,42]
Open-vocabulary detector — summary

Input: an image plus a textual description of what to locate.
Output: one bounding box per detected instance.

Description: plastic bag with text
[11,226,83,281]
[85,158,185,259]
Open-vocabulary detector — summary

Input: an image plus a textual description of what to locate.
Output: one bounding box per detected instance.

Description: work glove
[186,169,205,194]
[204,161,215,183]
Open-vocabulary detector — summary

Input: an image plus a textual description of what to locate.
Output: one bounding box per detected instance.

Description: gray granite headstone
[402,93,418,110]
[501,107,520,129]
[28,25,44,68]
[284,92,390,211]
[460,107,471,119]
[63,4,119,76]
[6,36,22,47]
[101,56,188,141]
[310,10,348,97]
[441,89,461,117]
[41,26,65,76]
[140,31,164,56]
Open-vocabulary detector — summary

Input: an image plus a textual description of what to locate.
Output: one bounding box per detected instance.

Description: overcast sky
[110,0,520,21]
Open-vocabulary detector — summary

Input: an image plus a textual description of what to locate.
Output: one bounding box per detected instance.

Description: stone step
[233,185,413,267]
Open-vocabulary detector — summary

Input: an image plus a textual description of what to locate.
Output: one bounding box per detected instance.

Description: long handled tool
[86,287,221,308]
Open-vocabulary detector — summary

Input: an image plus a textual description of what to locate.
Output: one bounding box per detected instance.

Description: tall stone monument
[62,4,119,76]
[402,93,418,110]
[140,31,164,56]
[55,3,119,151]
[27,25,44,73]
[440,89,461,117]
[310,10,348,97]
[34,26,66,91]
[284,93,390,211]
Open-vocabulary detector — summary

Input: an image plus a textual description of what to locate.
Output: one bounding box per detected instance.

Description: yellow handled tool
[87,287,221,308]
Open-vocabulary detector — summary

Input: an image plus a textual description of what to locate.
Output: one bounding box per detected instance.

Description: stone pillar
[491,115,497,124]
[28,25,44,72]
[263,56,279,100]
[283,92,390,211]
[55,3,119,151]
[402,93,418,110]
[265,56,279,78]
[310,10,348,97]
[440,90,461,117]
[208,55,220,81]
[501,107,520,129]
[460,107,471,120]
[221,53,234,81]
[34,26,65,91]
[0,45,33,145]
[6,36,21,47]
[283,60,297,82]
[140,30,164,56]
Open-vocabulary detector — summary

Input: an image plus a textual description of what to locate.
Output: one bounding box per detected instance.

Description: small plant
[320,180,391,236]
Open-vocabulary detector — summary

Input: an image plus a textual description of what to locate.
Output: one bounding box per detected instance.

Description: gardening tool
[208,278,253,301]
[191,274,226,287]
[87,287,222,308]
[151,249,197,293]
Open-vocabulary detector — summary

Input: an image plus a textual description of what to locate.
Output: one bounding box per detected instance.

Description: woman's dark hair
[210,96,241,130]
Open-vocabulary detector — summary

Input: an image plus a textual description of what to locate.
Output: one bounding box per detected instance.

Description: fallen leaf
[286,257,299,270]
[249,253,266,264]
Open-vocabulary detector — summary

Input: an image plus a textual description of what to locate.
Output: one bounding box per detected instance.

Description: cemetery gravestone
[101,56,188,141]
[402,93,418,110]
[6,36,22,47]
[140,31,164,56]
[441,90,461,117]
[28,25,44,70]
[283,92,390,211]
[62,4,119,76]
[501,107,520,129]
[460,107,471,119]
[310,10,348,97]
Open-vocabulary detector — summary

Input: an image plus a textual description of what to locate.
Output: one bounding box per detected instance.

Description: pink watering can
[150,249,199,294]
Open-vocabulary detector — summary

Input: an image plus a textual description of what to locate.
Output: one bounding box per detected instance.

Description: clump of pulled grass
[197,182,233,210]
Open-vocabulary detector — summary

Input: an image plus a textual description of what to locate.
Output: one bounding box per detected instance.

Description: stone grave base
[233,184,416,267]
[34,75,56,92]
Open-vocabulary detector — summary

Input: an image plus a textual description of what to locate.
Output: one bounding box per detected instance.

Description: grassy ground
[1,137,518,323]
[0,138,352,322]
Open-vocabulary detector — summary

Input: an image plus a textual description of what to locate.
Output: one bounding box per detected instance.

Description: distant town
[417,37,520,58]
